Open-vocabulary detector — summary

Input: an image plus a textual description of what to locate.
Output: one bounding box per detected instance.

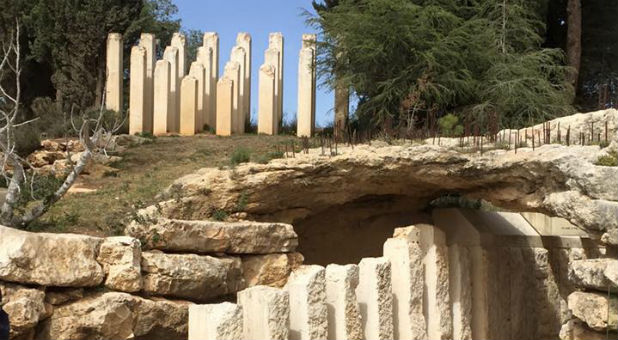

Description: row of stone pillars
[105,32,318,137]
[188,224,456,340]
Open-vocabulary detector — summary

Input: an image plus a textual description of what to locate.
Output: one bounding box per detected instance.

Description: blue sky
[175,0,334,127]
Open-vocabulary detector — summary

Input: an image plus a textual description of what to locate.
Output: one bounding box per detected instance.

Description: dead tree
[0,22,124,228]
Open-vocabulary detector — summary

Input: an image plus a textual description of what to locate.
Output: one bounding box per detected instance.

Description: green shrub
[15,126,41,157]
[230,147,251,165]
[253,151,284,164]
[595,149,618,167]
[212,209,228,221]
[438,114,463,137]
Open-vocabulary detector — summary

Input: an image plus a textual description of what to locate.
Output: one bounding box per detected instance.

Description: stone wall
[188,209,610,340]
[0,221,302,340]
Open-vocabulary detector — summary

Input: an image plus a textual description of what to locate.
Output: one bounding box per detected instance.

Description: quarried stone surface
[355,257,393,340]
[180,76,198,136]
[569,258,617,292]
[126,218,298,254]
[141,251,244,301]
[153,60,171,135]
[96,236,142,293]
[286,265,328,340]
[189,302,243,340]
[105,33,123,112]
[0,282,52,340]
[560,318,618,340]
[0,225,103,287]
[258,64,276,135]
[568,291,618,331]
[268,33,284,126]
[241,252,304,287]
[37,292,191,340]
[237,285,289,340]
[325,264,362,340]
[216,77,234,136]
[297,47,314,137]
[129,45,147,134]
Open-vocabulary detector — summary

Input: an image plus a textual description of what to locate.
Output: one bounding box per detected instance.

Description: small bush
[595,149,618,167]
[230,147,251,165]
[438,114,463,137]
[253,151,284,164]
[15,126,41,157]
[212,209,228,221]
[137,131,156,140]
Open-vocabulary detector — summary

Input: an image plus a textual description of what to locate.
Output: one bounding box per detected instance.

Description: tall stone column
[163,46,179,132]
[383,227,427,340]
[153,60,171,135]
[356,257,393,340]
[204,32,219,129]
[216,77,234,136]
[230,46,247,133]
[188,302,243,340]
[297,47,315,137]
[264,48,280,134]
[197,46,214,130]
[238,286,289,340]
[269,33,284,127]
[224,61,241,134]
[237,33,252,127]
[171,32,187,78]
[189,62,206,132]
[180,76,198,136]
[286,265,328,340]
[325,264,363,340]
[105,33,123,113]
[302,34,317,129]
[258,64,276,135]
[139,33,156,132]
[129,45,147,135]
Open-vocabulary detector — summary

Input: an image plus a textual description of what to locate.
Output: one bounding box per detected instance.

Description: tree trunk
[334,80,349,139]
[566,0,582,90]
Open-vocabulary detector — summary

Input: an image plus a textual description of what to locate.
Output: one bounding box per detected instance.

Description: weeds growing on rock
[230,147,251,165]
[595,150,618,167]
[212,209,228,221]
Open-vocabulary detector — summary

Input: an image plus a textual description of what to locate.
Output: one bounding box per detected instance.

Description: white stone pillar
[356,257,393,340]
[171,32,187,78]
[258,64,276,135]
[139,33,155,132]
[383,227,427,340]
[325,264,363,340]
[216,77,234,136]
[230,46,247,133]
[264,48,280,134]
[189,62,205,132]
[163,46,179,132]
[286,265,328,340]
[414,224,453,340]
[105,33,123,112]
[129,45,146,135]
[153,60,171,135]
[188,302,243,340]
[237,33,252,126]
[180,76,198,136]
[237,285,289,340]
[269,33,284,127]
[197,46,214,130]
[204,32,219,129]
[302,34,317,129]
[449,244,473,340]
[224,61,241,134]
[297,47,315,137]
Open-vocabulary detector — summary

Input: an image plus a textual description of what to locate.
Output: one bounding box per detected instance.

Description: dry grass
[31,134,297,236]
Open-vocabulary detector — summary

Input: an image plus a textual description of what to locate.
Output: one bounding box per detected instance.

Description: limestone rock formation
[145,110,618,245]
[0,283,52,340]
[36,292,191,340]
[560,318,618,340]
[141,251,245,301]
[569,258,618,293]
[96,236,142,293]
[44,288,84,305]
[126,218,298,254]
[568,291,618,331]
[241,253,304,287]
[0,225,104,287]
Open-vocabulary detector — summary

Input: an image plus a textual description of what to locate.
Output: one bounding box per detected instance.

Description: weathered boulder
[96,236,142,292]
[36,292,191,340]
[140,110,618,245]
[241,253,304,287]
[0,225,104,287]
[568,291,618,331]
[569,258,617,292]
[44,287,84,305]
[0,282,52,340]
[141,251,245,301]
[126,218,298,254]
[560,318,618,340]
